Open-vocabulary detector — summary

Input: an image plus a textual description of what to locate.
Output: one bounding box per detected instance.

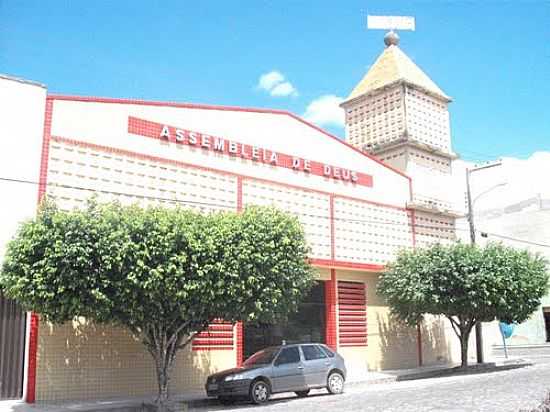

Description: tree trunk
[459,332,469,369]
[155,359,171,409]
[148,329,180,412]
[142,322,203,411]
[447,316,474,370]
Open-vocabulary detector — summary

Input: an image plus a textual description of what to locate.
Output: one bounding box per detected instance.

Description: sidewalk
[0,358,531,412]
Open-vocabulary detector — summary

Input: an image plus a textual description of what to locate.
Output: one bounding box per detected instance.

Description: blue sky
[1,1,549,161]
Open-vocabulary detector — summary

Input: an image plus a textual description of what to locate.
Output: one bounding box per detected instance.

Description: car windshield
[243,347,279,366]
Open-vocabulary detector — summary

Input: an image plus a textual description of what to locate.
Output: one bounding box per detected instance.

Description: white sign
[367,15,415,31]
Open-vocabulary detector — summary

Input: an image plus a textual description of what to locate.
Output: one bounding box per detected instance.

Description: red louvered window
[192,321,234,351]
[338,281,367,347]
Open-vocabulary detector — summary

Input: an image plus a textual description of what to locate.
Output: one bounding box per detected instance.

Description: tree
[377,243,548,368]
[0,200,314,409]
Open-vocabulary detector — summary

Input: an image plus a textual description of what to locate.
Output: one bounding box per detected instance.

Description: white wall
[0,75,47,261]
[49,98,411,209]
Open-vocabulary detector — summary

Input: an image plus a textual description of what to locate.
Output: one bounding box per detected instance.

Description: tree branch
[447,316,461,338]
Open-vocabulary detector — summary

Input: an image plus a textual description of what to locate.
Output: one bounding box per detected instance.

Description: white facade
[0,76,47,260]
[45,96,413,267]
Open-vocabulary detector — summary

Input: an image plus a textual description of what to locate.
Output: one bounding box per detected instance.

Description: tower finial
[367,15,415,47]
[384,30,400,47]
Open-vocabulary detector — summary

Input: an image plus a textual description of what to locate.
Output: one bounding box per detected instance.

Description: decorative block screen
[46,138,238,213]
[338,281,367,347]
[414,211,455,247]
[404,87,450,153]
[345,86,405,150]
[242,179,332,260]
[333,197,413,264]
[408,148,451,174]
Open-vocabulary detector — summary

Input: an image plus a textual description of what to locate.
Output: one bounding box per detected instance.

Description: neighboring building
[464,195,550,345]
[1,33,474,403]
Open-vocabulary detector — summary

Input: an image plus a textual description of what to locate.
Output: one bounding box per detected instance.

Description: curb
[395,360,532,381]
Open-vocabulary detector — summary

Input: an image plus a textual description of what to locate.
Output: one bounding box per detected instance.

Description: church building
[0,31,466,403]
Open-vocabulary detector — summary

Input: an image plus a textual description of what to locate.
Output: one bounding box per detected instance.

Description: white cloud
[257,70,298,97]
[450,152,550,214]
[270,81,297,97]
[303,94,345,127]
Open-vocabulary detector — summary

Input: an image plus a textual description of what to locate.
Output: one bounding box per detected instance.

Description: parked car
[205,343,346,405]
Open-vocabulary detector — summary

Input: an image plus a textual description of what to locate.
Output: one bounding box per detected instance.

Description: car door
[300,344,331,388]
[270,346,307,393]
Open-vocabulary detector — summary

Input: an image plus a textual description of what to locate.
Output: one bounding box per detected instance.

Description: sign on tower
[366,15,416,31]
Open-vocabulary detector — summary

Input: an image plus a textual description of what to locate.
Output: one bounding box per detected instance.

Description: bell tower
[341,17,458,246]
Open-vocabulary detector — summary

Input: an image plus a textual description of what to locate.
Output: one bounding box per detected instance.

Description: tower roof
[345,44,450,102]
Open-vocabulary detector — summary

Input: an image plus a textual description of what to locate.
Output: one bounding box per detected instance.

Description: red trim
[128,116,373,188]
[410,210,417,248]
[311,259,384,272]
[236,176,243,212]
[236,178,244,365]
[26,99,53,404]
[37,99,53,203]
[325,269,338,350]
[46,94,411,182]
[236,322,243,367]
[192,339,233,346]
[25,314,39,403]
[192,347,233,351]
[329,195,335,260]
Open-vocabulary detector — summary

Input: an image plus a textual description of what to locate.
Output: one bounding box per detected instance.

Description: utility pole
[465,161,503,364]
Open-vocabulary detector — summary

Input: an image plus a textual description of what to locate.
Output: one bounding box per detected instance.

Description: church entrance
[243,282,326,359]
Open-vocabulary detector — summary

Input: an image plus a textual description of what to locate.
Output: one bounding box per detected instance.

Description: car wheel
[327,371,344,394]
[218,396,236,405]
[295,390,310,397]
[249,379,270,404]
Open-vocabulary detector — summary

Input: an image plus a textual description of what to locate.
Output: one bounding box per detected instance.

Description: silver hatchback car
[205,343,346,404]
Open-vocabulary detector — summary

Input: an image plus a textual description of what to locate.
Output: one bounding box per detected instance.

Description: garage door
[0,293,26,400]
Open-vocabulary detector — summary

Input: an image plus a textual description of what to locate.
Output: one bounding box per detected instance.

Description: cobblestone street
[194,358,550,412]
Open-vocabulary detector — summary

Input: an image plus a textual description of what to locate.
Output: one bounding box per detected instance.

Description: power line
[2,175,550,248]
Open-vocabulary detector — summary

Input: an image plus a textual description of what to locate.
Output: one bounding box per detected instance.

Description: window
[275,347,301,365]
[302,345,327,361]
[320,345,335,358]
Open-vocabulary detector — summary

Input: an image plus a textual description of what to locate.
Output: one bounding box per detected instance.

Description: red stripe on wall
[127,116,373,188]
[325,269,338,350]
[236,176,243,212]
[235,322,243,367]
[192,321,235,351]
[25,314,39,403]
[337,281,367,347]
[329,195,335,260]
[310,259,384,272]
[27,99,54,403]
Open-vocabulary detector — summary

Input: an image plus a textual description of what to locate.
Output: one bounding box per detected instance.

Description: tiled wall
[35,318,235,401]
[242,179,331,260]
[344,85,405,149]
[333,198,413,265]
